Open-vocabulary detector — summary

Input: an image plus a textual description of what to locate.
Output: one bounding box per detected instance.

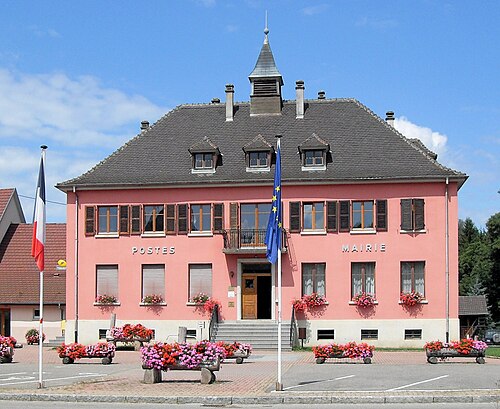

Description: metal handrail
[290,305,298,348]
[222,228,288,250]
[208,303,219,342]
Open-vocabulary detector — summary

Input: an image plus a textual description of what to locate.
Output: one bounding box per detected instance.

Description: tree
[485,212,500,322]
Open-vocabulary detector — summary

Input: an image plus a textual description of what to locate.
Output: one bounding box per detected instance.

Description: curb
[0,390,498,405]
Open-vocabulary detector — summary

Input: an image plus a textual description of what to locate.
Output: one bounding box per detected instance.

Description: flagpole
[275,135,283,392]
[36,145,47,389]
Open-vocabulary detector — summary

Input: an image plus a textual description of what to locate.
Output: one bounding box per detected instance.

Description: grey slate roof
[57,98,467,191]
[459,295,489,316]
[248,36,283,84]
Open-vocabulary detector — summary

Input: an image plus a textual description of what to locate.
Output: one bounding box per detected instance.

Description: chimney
[385,111,395,127]
[295,80,305,119]
[318,90,326,99]
[225,84,234,122]
[140,120,150,131]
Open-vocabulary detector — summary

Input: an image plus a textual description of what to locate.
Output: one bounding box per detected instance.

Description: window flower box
[292,293,328,312]
[191,293,222,316]
[95,294,118,305]
[57,342,116,365]
[141,341,225,384]
[141,294,164,305]
[400,291,424,306]
[424,339,487,364]
[0,336,15,363]
[313,341,375,364]
[352,292,376,307]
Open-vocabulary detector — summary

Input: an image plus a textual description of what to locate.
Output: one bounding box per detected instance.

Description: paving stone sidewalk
[0,345,498,405]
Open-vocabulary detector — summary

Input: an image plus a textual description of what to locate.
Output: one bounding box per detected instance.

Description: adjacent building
[57,29,467,347]
[0,188,66,342]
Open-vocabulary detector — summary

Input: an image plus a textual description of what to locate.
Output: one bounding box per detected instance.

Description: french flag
[31,147,47,272]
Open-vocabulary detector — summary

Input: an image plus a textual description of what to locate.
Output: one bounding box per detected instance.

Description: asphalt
[0,345,498,405]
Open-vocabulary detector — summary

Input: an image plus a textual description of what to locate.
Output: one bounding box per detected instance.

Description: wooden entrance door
[0,309,10,336]
[242,275,257,319]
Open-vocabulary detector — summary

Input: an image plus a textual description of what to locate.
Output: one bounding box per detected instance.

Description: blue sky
[0,0,498,227]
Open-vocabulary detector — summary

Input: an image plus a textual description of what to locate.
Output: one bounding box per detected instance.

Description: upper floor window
[194,153,213,170]
[303,150,324,167]
[352,201,374,230]
[144,205,164,233]
[98,206,118,234]
[303,202,325,231]
[249,151,269,168]
[401,199,425,231]
[401,261,425,295]
[190,204,211,233]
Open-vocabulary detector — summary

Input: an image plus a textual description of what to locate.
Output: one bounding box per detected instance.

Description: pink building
[57,29,467,348]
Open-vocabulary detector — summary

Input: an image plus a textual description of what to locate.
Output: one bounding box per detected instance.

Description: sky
[0,0,498,228]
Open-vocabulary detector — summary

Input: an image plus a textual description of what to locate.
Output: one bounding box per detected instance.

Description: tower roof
[249,27,283,85]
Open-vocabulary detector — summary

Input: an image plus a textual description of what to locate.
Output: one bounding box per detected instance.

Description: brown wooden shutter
[166,204,176,234]
[229,203,239,229]
[289,202,301,233]
[326,201,338,232]
[130,205,141,234]
[400,199,412,230]
[339,201,350,231]
[376,200,387,231]
[414,199,425,230]
[119,205,130,235]
[213,203,224,233]
[177,204,188,234]
[85,206,96,236]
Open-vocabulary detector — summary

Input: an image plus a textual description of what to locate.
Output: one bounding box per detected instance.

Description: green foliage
[459,212,500,322]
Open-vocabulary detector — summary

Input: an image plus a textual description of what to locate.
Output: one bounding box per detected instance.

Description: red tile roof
[0,188,15,220]
[0,223,66,305]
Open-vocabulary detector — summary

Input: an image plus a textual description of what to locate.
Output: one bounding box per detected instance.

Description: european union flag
[265,139,282,263]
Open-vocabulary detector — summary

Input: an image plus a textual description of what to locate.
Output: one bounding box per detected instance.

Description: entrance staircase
[45,335,65,347]
[213,320,292,351]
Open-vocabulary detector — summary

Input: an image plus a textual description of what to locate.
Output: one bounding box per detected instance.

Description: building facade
[57,30,467,347]
[0,188,66,342]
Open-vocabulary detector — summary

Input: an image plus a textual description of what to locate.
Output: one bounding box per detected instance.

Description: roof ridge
[351,99,467,178]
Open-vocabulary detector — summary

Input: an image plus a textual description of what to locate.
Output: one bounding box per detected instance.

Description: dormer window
[304,150,324,167]
[249,151,269,168]
[298,133,330,171]
[243,134,273,173]
[189,136,220,174]
[194,153,214,170]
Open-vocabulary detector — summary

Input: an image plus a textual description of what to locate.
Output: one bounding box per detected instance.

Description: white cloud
[0,68,168,223]
[394,116,448,159]
[301,4,329,16]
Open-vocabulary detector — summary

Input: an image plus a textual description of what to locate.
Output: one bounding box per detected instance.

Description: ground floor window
[351,262,375,297]
[142,264,165,302]
[401,261,425,295]
[189,264,212,301]
[96,265,119,302]
[302,263,326,296]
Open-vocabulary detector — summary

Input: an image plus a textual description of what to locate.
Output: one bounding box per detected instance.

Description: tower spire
[264,11,269,44]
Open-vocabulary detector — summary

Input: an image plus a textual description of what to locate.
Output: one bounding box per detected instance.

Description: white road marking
[386,375,449,391]
[282,375,356,391]
[0,372,28,378]
[0,373,105,386]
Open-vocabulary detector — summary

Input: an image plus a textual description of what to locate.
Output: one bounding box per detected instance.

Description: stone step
[214,321,292,350]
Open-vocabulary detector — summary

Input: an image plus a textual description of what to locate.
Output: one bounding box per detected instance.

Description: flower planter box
[224,350,251,364]
[0,347,14,364]
[313,341,375,364]
[315,353,373,364]
[143,358,220,384]
[107,336,152,350]
[57,342,116,365]
[425,348,485,364]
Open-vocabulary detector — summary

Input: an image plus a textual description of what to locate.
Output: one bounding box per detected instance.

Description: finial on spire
[264,11,269,43]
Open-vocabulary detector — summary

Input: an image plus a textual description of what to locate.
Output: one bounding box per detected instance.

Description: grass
[485,346,500,358]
